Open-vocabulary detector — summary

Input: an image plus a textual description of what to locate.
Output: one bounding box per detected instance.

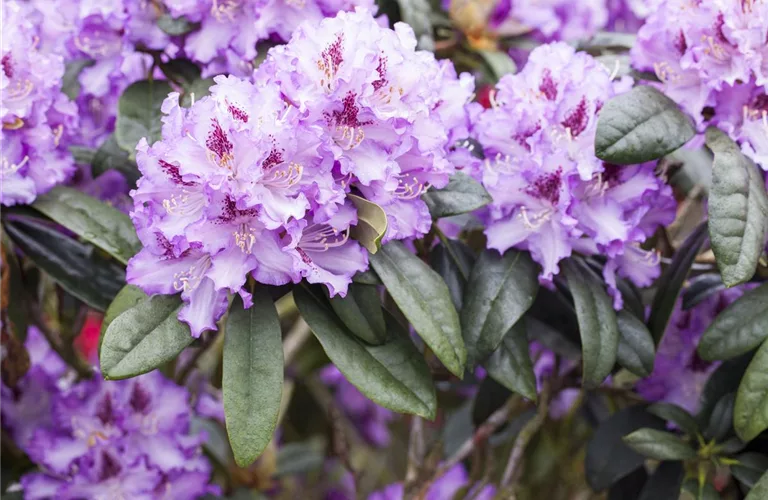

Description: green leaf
[330,283,387,345]
[638,462,684,500]
[563,259,619,388]
[1,235,29,341]
[699,283,768,361]
[397,0,433,50]
[92,134,140,185]
[648,223,709,345]
[181,78,215,108]
[294,285,436,418]
[617,310,655,377]
[99,294,194,379]
[160,59,202,89]
[703,392,734,442]
[460,249,538,367]
[484,321,536,401]
[157,14,198,36]
[648,403,699,437]
[595,86,695,164]
[472,377,512,428]
[706,127,768,287]
[62,59,94,100]
[698,353,753,427]
[4,215,124,311]
[623,428,696,460]
[430,239,475,310]
[747,470,768,500]
[476,49,517,82]
[353,268,381,285]
[683,274,725,310]
[732,453,768,489]
[223,289,283,467]
[276,441,326,477]
[422,172,492,219]
[734,337,768,441]
[115,80,174,153]
[348,194,388,254]
[369,241,465,377]
[585,406,665,491]
[681,479,720,500]
[32,186,140,265]
[580,31,637,51]
[99,285,148,358]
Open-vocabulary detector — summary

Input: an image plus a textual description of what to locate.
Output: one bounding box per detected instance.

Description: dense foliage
[3,0,768,498]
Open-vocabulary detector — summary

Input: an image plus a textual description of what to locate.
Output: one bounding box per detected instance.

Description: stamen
[300,224,350,251]
[2,117,24,130]
[1,155,29,175]
[394,174,428,200]
[233,223,257,253]
[517,206,553,229]
[265,162,303,189]
[211,0,240,21]
[172,256,211,292]
[162,191,205,216]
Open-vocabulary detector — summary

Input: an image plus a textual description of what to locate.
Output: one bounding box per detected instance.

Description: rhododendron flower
[472,42,675,305]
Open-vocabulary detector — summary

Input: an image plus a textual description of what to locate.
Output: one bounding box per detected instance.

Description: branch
[283,317,311,366]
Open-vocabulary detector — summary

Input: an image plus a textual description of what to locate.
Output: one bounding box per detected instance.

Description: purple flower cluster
[636,286,748,414]
[1,328,214,500]
[1,1,78,206]
[471,42,675,305]
[320,366,395,447]
[369,463,495,500]
[163,0,376,78]
[127,9,472,336]
[631,0,768,168]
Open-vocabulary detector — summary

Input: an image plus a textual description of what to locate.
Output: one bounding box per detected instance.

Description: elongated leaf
[4,215,124,311]
[681,480,719,500]
[648,403,699,437]
[100,294,194,379]
[477,50,517,81]
[698,282,768,361]
[224,289,283,467]
[181,78,215,107]
[430,239,475,310]
[682,273,725,310]
[638,462,684,500]
[461,250,538,367]
[733,453,768,489]
[32,186,140,265]
[422,172,492,219]
[586,406,665,491]
[698,353,753,426]
[648,223,708,345]
[92,134,140,185]
[564,259,619,388]
[294,285,436,418]
[353,269,381,286]
[1,236,28,341]
[160,59,202,89]
[623,428,696,460]
[484,321,536,401]
[617,310,655,377]
[735,338,768,441]
[330,283,387,345]
[707,127,768,287]
[115,80,174,153]
[608,467,648,500]
[595,85,695,164]
[748,471,768,500]
[369,241,465,377]
[704,392,734,442]
[99,285,148,357]
[348,194,388,254]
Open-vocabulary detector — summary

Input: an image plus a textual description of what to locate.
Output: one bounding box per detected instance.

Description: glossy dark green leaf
[648,403,699,437]
[181,78,215,108]
[683,274,725,310]
[484,321,536,401]
[617,310,655,377]
[422,172,492,219]
[477,50,517,81]
[330,283,387,345]
[157,14,198,35]
[649,223,709,345]
[160,59,202,89]
[718,437,747,454]
[732,453,768,489]
[623,428,696,460]
[370,241,465,377]
[100,294,194,379]
[563,259,619,388]
[681,479,719,500]
[397,0,433,49]
[224,289,283,467]
[706,127,768,287]
[430,239,475,310]
[698,353,752,426]
[4,215,124,311]
[461,249,538,367]
[581,31,637,51]
[352,268,381,285]
[276,441,325,477]
[735,338,768,441]
[608,467,647,500]
[585,406,665,491]
[32,186,140,265]
[98,285,148,358]
[638,462,685,500]
[703,392,734,442]
[62,59,94,100]
[92,134,140,185]
[595,85,695,164]
[115,80,174,153]
[747,471,768,499]
[294,285,436,418]
[1,235,29,341]
[348,194,388,254]
[698,283,768,361]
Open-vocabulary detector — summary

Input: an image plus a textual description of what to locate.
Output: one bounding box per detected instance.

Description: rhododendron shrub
[5,0,768,498]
